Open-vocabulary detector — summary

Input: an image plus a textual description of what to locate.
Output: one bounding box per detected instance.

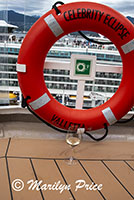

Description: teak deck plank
[56,160,103,200]
[32,159,72,199]
[7,139,134,160]
[8,158,42,200]
[81,160,133,200]
[0,158,11,200]
[0,138,9,157]
[104,161,134,198]
[127,161,134,170]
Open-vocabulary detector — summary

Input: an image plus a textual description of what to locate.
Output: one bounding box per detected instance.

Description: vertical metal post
[76,80,85,109]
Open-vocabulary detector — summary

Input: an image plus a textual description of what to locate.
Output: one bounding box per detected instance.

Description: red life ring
[17,2,134,131]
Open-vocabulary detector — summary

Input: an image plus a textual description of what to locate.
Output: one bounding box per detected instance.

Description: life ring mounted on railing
[17,2,134,132]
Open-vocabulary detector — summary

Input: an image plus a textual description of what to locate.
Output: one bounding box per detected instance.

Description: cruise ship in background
[0,20,123,109]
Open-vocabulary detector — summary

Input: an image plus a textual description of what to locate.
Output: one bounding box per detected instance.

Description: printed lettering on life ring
[17,2,134,131]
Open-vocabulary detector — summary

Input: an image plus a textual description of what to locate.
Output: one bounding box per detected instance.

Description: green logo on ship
[75,59,91,75]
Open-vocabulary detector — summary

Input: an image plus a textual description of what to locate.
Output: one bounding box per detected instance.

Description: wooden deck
[0,138,134,200]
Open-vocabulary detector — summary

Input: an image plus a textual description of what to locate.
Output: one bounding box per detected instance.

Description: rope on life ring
[22,95,108,141]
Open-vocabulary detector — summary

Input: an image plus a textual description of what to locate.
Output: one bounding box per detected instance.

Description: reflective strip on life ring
[17,2,134,132]
[44,14,64,37]
[29,93,51,110]
[121,39,134,54]
[102,107,117,125]
[16,63,26,73]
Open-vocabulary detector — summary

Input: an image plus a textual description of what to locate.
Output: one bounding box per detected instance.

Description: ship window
[0,57,5,63]
[97,54,104,58]
[114,55,121,61]
[8,57,17,63]
[85,80,93,84]
[106,54,114,59]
